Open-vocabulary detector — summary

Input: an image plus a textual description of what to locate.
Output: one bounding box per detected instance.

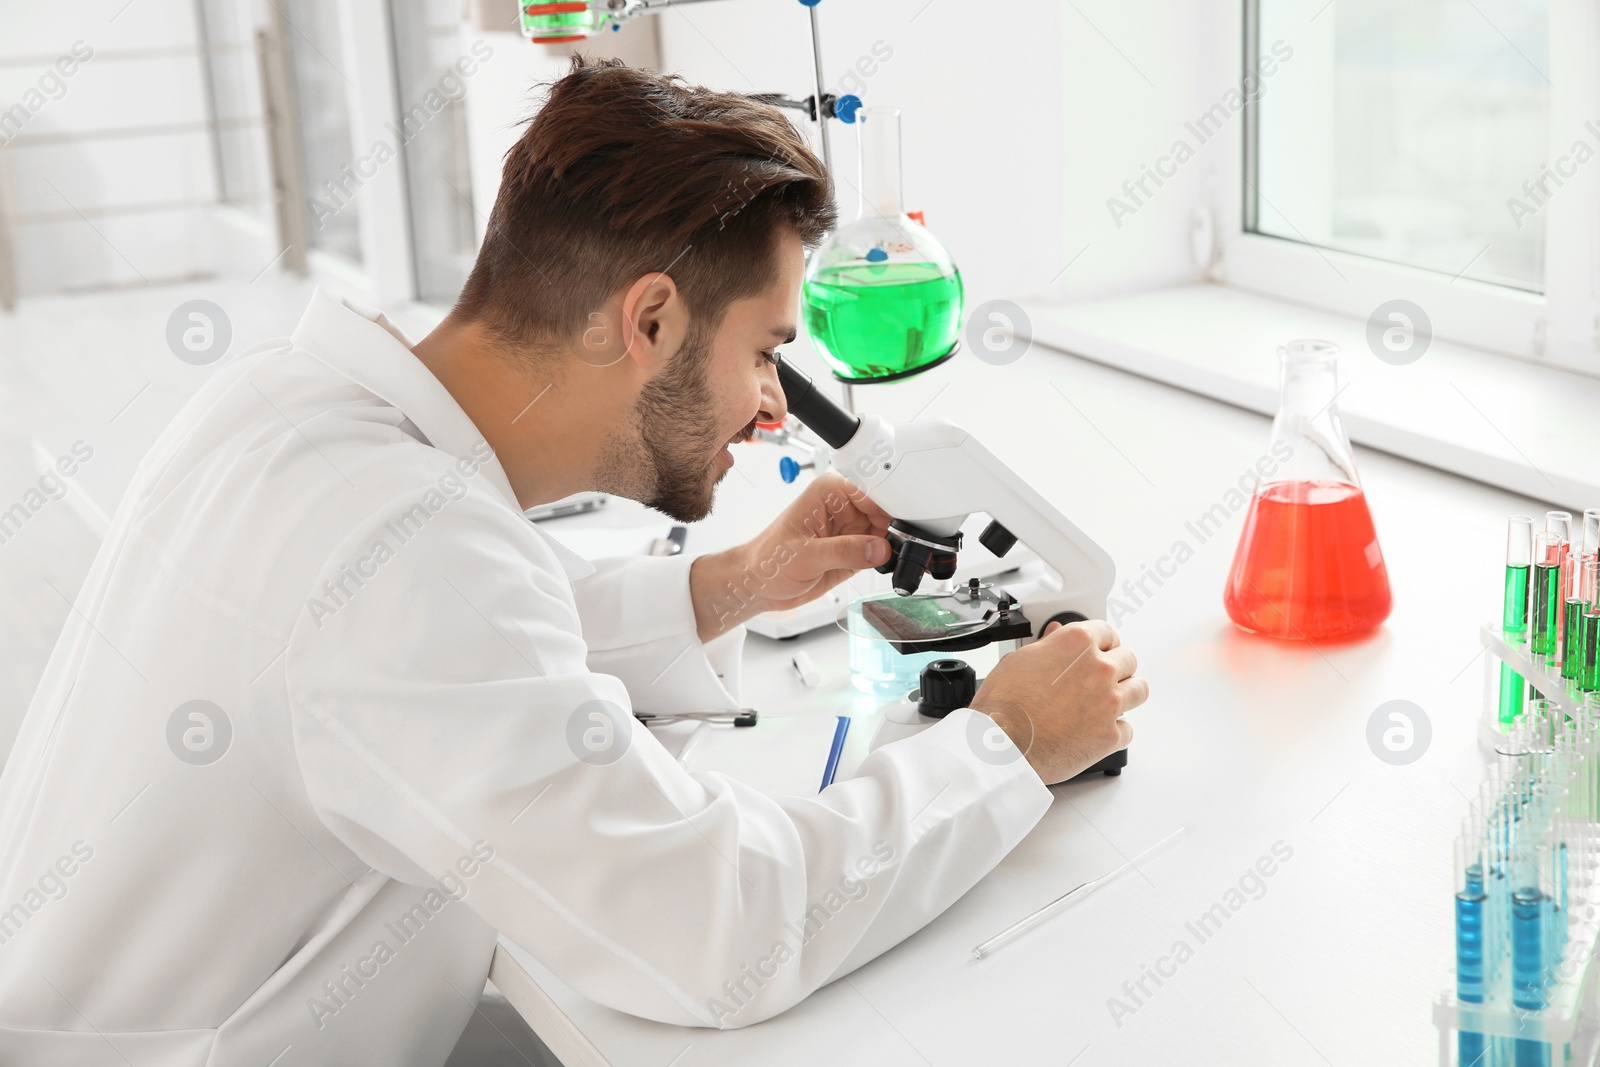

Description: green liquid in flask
[802,262,963,382]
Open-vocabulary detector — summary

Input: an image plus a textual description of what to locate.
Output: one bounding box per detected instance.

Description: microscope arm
[777,361,1116,631]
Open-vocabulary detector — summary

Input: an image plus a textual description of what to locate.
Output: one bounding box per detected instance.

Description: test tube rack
[1479,623,1594,754]
[1433,864,1600,1063]
[1429,625,1600,1066]
[1433,831,1600,1065]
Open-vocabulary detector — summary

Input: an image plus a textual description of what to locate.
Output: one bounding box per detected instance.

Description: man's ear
[619,271,688,370]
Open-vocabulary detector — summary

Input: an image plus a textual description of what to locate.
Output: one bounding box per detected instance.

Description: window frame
[1210,0,1600,379]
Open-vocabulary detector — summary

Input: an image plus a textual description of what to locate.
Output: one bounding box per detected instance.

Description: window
[1251,0,1549,292]
[196,0,274,227]
[281,0,362,265]
[388,0,478,307]
[1219,0,1598,375]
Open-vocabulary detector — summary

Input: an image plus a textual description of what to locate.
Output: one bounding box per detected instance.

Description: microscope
[776,359,1129,778]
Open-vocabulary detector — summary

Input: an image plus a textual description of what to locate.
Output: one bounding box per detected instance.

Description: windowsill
[1016,284,1600,511]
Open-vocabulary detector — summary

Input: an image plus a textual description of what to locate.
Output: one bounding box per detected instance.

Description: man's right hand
[968,619,1147,785]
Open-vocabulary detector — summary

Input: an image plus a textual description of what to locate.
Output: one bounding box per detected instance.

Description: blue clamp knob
[797,0,821,6]
[834,94,862,124]
[779,456,802,484]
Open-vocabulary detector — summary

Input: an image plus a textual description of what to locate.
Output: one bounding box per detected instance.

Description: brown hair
[454,56,836,353]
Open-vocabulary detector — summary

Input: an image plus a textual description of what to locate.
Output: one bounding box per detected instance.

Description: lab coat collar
[291,287,520,508]
[289,288,596,581]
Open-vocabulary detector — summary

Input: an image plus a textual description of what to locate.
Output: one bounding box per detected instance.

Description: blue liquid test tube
[1511,884,1547,1067]
[1456,833,1489,1067]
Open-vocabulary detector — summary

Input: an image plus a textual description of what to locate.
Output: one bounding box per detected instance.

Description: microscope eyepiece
[775,358,861,450]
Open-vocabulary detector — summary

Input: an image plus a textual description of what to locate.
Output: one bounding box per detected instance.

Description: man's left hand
[690,472,891,641]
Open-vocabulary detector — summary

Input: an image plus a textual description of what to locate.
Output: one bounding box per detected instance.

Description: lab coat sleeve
[569,554,745,714]
[284,486,1054,1029]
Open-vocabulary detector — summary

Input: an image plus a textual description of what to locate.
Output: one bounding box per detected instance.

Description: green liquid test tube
[1581,559,1600,694]
[1532,532,1562,662]
[1563,557,1588,681]
[1565,598,1587,680]
[1501,517,1534,724]
[1580,610,1599,693]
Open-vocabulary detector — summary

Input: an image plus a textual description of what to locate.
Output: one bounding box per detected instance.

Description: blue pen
[820,716,850,792]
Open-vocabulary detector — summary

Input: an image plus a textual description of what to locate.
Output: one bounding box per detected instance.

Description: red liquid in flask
[1223,480,1392,640]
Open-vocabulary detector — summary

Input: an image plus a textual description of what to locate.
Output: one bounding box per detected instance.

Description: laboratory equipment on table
[1481,515,1600,746]
[1501,516,1533,726]
[633,708,758,727]
[1223,339,1392,641]
[972,826,1187,960]
[749,418,1043,642]
[867,653,1126,779]
[1583,511,1600,600]
[1532,531,1564,662]
[524,491,607,522]
[844,592,948,696]
[1443,509,1600,1064]
[802,106,965,383]
[776,357,1114,627]
[773,357,1129,770]
[1438,697,1600,1067]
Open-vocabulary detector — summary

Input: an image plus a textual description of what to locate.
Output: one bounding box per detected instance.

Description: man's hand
[690,472,891,641]
[970,618,1147,785]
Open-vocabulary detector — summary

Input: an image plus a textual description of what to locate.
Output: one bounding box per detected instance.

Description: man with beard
[0,57,1145,1066]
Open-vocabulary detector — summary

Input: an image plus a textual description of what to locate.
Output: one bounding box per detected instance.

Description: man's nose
[758,359,787,425]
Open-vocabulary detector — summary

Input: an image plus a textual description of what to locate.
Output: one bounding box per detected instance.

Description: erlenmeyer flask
[1223,339,1392,640]
[801,107,964,383]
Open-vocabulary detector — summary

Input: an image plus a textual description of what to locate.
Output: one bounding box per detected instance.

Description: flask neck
[1271,340,1359,487]
[857,107,905,219]
[1280,349,1339,418]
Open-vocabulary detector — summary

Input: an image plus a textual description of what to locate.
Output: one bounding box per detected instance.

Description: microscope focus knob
[979,520,1017,558]
[917,659,977,719]
[1043,610,1089,638]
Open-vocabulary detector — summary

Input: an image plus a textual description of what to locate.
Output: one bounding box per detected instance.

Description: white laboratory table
[487,343,1548,1067]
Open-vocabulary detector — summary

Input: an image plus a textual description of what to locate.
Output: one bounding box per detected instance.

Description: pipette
[971,825,1187,961]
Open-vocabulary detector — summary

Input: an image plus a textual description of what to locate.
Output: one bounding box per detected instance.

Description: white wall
[459,14,662,251]
[0,0,217,299]
[646,0,1213,309]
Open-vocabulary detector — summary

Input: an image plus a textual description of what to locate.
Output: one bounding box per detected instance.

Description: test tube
[1510,847,1547,1062]
[1549,513,1573,659]
[1456,829,1489,1067]
[1563,560,1588,682]
[1533,532,1563,664]
[1581,561,1600,694]
[1582,510,1600,601]
[1502,517,1534,725]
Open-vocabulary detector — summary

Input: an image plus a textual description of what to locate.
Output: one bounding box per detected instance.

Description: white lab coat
[0,289,1052,1067]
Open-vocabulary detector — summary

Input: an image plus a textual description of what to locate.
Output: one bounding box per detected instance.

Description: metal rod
[806,2,832,176]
